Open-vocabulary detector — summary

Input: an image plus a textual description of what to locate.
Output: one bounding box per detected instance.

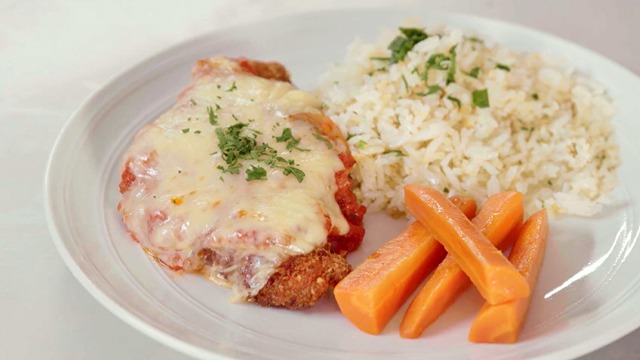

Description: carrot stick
[450,196,477,218]
[334,197,476,335]
[468,210,548,343]
[399,191,523,338]
[404,185,529,305]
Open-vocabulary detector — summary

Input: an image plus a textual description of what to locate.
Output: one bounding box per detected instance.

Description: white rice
[316,23,620,217]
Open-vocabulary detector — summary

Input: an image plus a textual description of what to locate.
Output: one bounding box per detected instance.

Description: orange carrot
[450,196,477,218]
[334,197,476,335]
[399,191,523,338]
[468,210,548,343]
[404,185,529,304]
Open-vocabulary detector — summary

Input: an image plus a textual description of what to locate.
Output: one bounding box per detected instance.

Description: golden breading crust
[252,246,352,309]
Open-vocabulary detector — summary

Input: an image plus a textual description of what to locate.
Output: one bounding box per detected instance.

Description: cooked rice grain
[316,24,620,217]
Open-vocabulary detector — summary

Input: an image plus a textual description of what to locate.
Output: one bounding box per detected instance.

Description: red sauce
[328,152,367,255]
[119,161,136,193]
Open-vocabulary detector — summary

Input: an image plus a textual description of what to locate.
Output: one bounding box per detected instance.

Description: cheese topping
[119,58,349,299]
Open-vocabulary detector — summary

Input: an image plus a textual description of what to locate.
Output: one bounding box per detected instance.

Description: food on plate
[117,56,366,308]
[468,210,548,343]
[334,196,476,335]
[404,185,529,304]
[317,25,620,217]
[400,191,524,338]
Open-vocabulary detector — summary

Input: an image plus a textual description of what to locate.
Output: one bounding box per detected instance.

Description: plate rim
[44,6,640,360]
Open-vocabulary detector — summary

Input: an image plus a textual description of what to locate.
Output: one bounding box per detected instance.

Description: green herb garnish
[443,187,450,194]
[246,165,267,181]
[387,27,429,64]
[215,123,305,182]
[496,63,511,72]
[416,85,441,96]
[189,99,197,106]
[275,127,307,151]
[465,67,480,78]
[426,53,450,70]
[282,166,305,183]
[447,45,457,85]
[181,128,190,133]
[207,106,218,125]
[531,93,539,100]
[465,36,484,43]
[472,89,490,108]
[356,140,367,149]
[275,128,293,142]
[447,96,461,108]
[383,150,406,157]
[401,74,409,92]
[370,56,391,62]
[226,81,237,92]
[194,130,201,134]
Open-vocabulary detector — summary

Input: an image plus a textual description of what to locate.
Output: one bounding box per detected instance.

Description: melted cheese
[119,58,349,300]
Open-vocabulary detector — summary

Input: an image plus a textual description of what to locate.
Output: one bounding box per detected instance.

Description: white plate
[45,7,640,360]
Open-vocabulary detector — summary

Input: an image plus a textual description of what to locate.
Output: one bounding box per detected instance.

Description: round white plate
[45,7,640,360]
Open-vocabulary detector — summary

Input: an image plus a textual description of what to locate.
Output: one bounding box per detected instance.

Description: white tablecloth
[2,0,639,358]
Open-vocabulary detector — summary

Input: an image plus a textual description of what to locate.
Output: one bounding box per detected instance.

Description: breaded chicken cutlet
[118,57,365,309]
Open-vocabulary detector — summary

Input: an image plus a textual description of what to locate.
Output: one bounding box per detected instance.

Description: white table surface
[2,0,639,358]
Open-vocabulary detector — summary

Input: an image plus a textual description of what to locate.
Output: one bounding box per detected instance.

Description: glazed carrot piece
[334,197,476,335]
[468,210,548,343]
[404,185,529,304]
[399,191,523,338]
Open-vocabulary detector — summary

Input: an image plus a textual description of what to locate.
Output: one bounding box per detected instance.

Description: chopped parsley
[370,56,391,62]
[225,81,237,92]
[496,63,511,72]
[416,85,441,96]
[181,128,190,133]
[426,53,450,70]
[465,36,484,43]
[207,106,218,125]
[275,127,293,142]
[401,74,409,92]
[465,67,480,78]
[447,45,457,85]
[388,27,429,64]
[356,140,367,149]
[214,122,305,182]
[282,166,305,183]
[245,165,267,181]
[447,95,461,108]
[472,89,490,108]
[189,99,197,106]
[383,150,406,157]
[443,187,450,194]
[422,45,458,85]
[531,93,539,100]
[275,127,308,151]
[194,130,201,134]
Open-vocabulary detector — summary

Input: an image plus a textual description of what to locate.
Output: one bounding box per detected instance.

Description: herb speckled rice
[316,23,620,217]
